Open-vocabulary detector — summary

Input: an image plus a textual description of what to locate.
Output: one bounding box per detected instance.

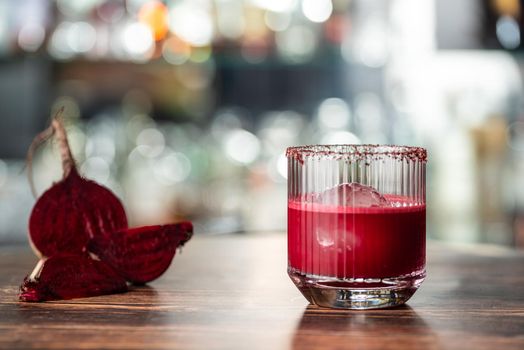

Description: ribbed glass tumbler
[287,145,427,309]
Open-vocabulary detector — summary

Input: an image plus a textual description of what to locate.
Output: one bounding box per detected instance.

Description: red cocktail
[288,196,425,280]
[287,145,427,309]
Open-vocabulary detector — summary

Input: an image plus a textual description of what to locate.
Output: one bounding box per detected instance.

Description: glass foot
[288,268,425,310]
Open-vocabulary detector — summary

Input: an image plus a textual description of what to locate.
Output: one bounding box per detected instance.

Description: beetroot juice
[286,145,427,309]
[288,196,425,281]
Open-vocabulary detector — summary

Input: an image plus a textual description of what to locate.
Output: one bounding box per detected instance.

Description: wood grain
[1,234,524,350]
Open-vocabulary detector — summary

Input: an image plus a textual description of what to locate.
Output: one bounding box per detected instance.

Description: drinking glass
[287,145,427,309]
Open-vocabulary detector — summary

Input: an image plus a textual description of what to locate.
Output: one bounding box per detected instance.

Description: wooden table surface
[1,233,524,350]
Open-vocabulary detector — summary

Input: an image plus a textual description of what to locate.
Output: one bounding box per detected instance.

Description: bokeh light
[251,0,297,13]
[276,24,317,63]
[136,128,165,158]
[224,129,261,165]
[354,93,385,142]
[211,109,245,139]
[154,152,192,185]
[496,15,521,49]
[342,18,388,67]
[0,159,8,188]
[67,22,97,54]
[302,0,333,23]
[48,22,75,60]
[507,122,524,151]
[277,153,287,179]
[65,126,87,161]
[189,45,212,63]
[138,0,169,41]
[51,96,81,119]
[18,23,45,52]
[317,98,351,129]
[126,0,149,15]
[122,22,154,60]
[216,0,246,39]
[85,136,116,162]
[320,131,360,145]
[57,0,100,17]
[266,153,288,182]
[0,13,7,54]
[259,111,304,154]
[264,11,292,32]
[81,157,111,184]
[162,36,191,65]
[97,0,125,23]
[168,3,214,47]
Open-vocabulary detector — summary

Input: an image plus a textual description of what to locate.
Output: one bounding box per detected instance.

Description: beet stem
[50,108,75,178]
[26,112,58,198]
[26,107,75,198]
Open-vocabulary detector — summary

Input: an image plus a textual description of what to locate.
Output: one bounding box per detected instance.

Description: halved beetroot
[88,222,193,284]
[19,253,128,302]
[27,110,127,257]
[20,108,194,303]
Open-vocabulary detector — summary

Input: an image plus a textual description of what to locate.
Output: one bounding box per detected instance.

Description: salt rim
[286,144,427,163]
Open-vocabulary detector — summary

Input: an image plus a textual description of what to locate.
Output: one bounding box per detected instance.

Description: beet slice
[88,222,193,284]
[27,110,128,257]
[19,253,128,302]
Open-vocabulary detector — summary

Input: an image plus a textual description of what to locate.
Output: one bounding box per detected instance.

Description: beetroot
[19,108,193,303]
[88,222,193,284]
[19,253,128,302]
[27,110,127,257]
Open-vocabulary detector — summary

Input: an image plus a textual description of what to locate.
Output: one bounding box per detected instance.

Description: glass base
[288,267,426,310]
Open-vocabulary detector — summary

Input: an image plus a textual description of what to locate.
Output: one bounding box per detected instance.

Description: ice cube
[313,182,388,207]
[316,228,335,247]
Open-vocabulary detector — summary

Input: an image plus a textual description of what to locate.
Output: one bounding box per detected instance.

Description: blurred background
[1,0,524,248]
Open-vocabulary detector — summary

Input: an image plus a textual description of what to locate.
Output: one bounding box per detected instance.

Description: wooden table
[1,233,524,349]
